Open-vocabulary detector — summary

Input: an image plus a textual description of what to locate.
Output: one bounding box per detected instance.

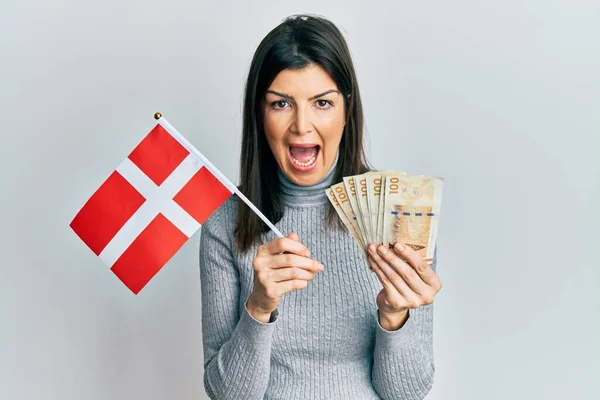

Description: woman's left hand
[367,242,442,323]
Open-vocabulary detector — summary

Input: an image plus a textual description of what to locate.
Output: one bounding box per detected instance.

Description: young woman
[199,14,442,400]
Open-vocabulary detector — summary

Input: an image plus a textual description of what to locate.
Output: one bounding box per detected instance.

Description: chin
[294,173,323,186]
[285,162,327,186]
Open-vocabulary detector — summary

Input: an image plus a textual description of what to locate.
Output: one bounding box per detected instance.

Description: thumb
[287,232,300,242]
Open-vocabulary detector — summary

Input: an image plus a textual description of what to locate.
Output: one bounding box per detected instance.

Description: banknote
[325,187,365,252]
[365,173,382,244]
[330,182,365,248]
[382,173,443,263]
[356,173,375,245]
[343,176,370,246]
[371,170,407,245]
[327,170,443,266]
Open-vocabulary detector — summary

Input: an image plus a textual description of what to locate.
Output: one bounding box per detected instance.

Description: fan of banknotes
[325,171,443,264]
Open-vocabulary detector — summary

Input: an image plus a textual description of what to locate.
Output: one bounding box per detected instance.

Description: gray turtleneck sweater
[198,160,436,400]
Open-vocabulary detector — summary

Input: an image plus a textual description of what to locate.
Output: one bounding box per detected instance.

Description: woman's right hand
[247,232,324,322]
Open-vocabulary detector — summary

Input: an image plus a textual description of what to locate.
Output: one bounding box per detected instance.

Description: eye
[271,100,289,110]
[414,191,419,195]
[316,99,333,109]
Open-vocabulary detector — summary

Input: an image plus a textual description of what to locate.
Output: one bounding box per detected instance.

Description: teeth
[291,154,316,167]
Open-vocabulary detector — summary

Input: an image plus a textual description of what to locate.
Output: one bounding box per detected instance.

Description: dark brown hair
[235,14,371,252]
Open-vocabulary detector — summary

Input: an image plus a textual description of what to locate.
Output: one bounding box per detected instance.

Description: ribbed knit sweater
[198,160,436,400]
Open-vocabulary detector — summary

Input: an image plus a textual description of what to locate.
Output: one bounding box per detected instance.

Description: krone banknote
[366,173,383,244]
[373,170,408,245]
[382,173,443,263]
[356,172,375,245]
[343,177,370,246]
[330,182,365,248]
[325,187,365,253]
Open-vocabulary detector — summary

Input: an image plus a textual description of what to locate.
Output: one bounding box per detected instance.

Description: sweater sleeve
[371,247,438,400]
[199,207,278,400]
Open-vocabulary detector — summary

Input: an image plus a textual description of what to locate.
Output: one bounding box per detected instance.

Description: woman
[199,14,442,400]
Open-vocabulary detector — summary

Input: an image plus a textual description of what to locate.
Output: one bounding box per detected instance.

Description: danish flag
[69,116,235,294]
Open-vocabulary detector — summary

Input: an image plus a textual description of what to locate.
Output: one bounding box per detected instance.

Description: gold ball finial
[154,112,162,120]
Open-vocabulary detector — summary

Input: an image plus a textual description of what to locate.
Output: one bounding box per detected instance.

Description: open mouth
[288,144,320,170]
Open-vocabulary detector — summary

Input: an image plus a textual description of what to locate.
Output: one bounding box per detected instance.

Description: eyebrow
[266,89,340,101]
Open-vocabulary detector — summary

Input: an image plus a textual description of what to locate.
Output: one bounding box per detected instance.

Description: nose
[290,106,312,135]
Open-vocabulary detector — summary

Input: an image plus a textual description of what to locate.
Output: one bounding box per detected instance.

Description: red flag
[70,121,233,294]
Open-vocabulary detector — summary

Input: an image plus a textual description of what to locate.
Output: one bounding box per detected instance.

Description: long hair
[235,14,371,252]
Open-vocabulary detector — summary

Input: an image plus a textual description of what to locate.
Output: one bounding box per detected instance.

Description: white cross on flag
[69,116,235,294]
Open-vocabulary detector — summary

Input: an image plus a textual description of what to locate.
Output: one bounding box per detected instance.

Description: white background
[1,1,599,399]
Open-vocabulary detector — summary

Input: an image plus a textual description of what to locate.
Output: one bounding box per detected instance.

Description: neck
[277,152,339,207]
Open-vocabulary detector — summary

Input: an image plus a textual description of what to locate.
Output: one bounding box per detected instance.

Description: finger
[370,257,414,310]
[261,236,310,257]
[288,232,300,242]
[274,279,308,296]
[368,245,422,305]
[373,244,429,297]
[393,242,437,286]
[271,253,324,272]
[368,256,398,293]
[270,267,317,283]
[366,256,376,272]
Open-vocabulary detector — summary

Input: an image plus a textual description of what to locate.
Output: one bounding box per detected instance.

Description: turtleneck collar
[277,151,339,207]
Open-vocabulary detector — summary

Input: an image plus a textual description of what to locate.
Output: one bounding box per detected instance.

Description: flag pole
[153,112,284,238]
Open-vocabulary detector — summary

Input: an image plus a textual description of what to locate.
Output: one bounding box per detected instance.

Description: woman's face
[263,63,346,186]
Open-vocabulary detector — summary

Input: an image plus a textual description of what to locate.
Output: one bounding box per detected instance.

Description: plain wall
[1,0,599,399]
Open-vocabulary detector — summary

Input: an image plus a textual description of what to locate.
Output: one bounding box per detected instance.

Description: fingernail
[368,244,377,253]
[395,243,405,252]
[319,263,325,271]
[377,245,388,254]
